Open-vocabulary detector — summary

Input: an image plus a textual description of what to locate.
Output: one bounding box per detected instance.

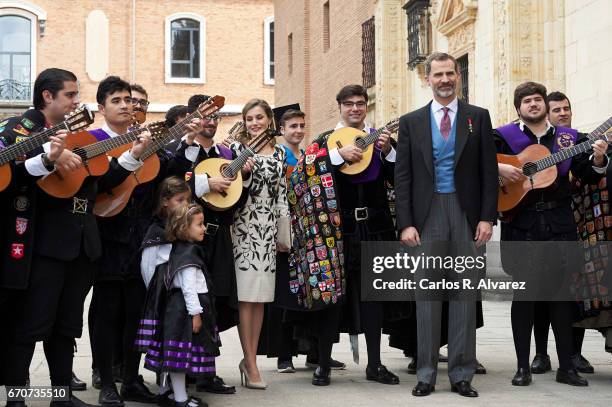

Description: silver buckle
[205,223,219,236]
[354,207,369,221]
[71,197,88,214]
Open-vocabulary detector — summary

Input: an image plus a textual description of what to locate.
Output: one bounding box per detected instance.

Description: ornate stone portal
[435,0,477,103]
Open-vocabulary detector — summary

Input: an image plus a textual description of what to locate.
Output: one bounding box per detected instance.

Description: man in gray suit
[395,52,498,397]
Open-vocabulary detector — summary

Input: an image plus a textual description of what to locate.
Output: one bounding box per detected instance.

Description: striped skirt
[136,270,220,376]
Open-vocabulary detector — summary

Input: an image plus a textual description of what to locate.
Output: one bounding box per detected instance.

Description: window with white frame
[264,16,274,85]
[165,13,205,84]
[0,3,42,103]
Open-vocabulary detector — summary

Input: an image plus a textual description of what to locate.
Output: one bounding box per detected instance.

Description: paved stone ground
[16,300,612,406]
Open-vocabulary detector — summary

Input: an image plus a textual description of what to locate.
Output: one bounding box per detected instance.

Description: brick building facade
[274,0,377,138]
[0,0,275,138]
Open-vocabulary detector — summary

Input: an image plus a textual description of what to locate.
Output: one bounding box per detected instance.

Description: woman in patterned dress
[231,99,289,388]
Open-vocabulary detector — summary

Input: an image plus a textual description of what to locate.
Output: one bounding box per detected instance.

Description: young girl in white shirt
[137,199,218,407]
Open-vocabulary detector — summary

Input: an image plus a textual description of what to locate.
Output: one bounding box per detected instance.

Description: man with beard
[496,82,608,387]
[166,94,254,395]
[396,52,497,398]
[530,91,595,375]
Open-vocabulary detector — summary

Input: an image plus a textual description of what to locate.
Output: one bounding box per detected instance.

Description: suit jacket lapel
[419,102,433,176]
[454,100,469,168]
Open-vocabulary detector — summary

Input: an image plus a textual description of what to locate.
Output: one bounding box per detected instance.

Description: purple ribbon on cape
[496,123,578,176]
[348,127,382,184]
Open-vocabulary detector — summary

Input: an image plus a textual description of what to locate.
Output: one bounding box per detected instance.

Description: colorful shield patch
[321,173,334,188]
[10,243,24,259]
[315,245,327,260]
[15,217,28,236]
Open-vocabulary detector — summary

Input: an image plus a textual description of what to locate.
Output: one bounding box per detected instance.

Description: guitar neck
[222,148,254,178]
[81,128,146,159]
[0,121,69,165]
[534,117,612,172]
[140,108,208,160]
[221,132,274,178]
[355,119,399,149]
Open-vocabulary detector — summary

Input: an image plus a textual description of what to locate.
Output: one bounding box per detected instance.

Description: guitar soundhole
[219,163,237,181]
[355,137,366,150]
[523,162,537,177]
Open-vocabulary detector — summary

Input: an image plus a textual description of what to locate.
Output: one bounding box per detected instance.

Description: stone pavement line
[23,300,612,406]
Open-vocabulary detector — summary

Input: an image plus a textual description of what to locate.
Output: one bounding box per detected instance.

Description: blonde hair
[165,203,203,242]
[238,98,275,146]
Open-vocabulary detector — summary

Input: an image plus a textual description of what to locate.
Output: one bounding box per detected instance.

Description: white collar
[518,120,555,135]
[179,134,219,153]
[102,123,122,138]
[334,121,372,132]
[431,97,459,113]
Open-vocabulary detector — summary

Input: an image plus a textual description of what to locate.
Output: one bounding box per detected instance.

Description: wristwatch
[41,153,56,171]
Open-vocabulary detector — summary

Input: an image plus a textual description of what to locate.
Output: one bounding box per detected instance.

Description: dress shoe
[571,354,595,374]
[530,353,551,374]
[411,381,434,396]
[277,359,296,373]
[71,371,87,391]
[555,369,588,386]
[312,366,331,386]
[98,385,124,406]
[50,395,99,407]
[305,357,346,370]
[238,359,267,389]
[92,369,102,390]
[451,381,478,397]
[475,360,487,375]
[120,377,157,403]
[407,357,417,374]
[365,364,399,385]
[511,368,532,386]
[195,376,236,394]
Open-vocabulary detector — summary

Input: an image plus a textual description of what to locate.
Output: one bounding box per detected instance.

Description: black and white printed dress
[231,143,289,303]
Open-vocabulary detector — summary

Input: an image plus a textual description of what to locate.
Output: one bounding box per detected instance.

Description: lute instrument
[497,116,612,213]
[37,120,167,198]
[194,128,278,211]
[0,106,95,192]
[93,96,226,217]
[326,118,399,175]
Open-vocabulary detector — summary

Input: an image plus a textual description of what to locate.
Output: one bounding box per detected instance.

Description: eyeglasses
[131,98,150,107]
[341,101,367,109]
[203,113,221,121]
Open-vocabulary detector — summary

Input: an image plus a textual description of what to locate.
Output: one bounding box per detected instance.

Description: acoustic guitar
[93,96,226,217]
[37,121,167,198]
[326,118,399,175]
[194,129,278,211]
[497,117,612,213]
[0,106,95,192]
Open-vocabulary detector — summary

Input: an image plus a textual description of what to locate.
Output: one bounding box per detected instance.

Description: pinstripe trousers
[416,193,477,385]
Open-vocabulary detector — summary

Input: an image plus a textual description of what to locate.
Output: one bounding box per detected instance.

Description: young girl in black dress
[137,199,218,407]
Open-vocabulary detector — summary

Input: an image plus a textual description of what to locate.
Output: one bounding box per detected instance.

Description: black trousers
[92,279,146,386]
[512,301,574,371]
[534,307,585,356]
[4,253,93,386]
[504,215,578,372]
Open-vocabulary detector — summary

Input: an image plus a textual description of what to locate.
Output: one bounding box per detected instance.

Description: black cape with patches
[0,109,45,289]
